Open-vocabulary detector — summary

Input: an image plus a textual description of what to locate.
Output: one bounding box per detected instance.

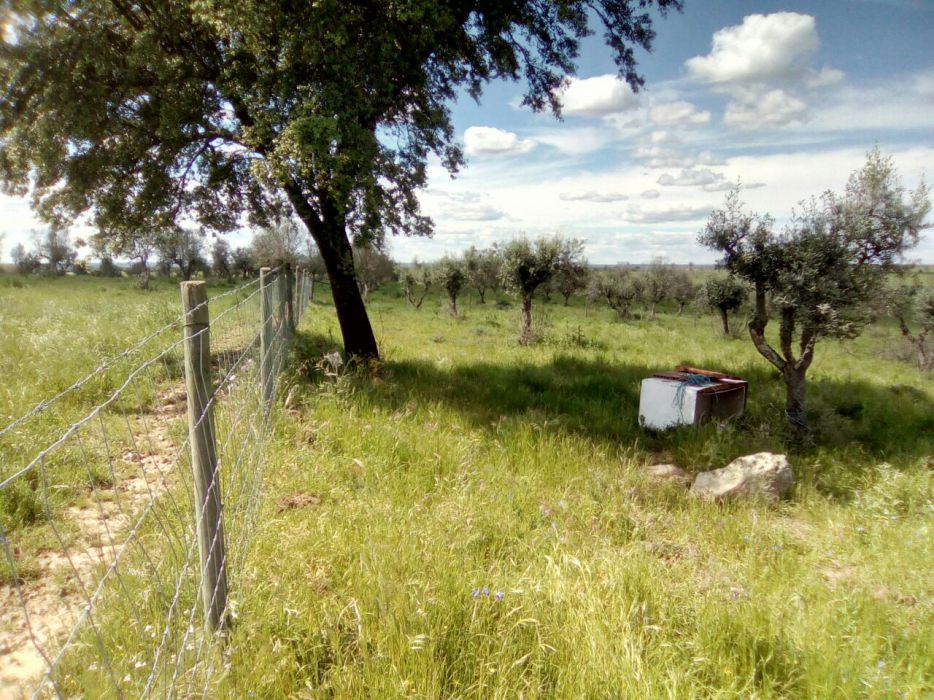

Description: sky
[1,0,932,265]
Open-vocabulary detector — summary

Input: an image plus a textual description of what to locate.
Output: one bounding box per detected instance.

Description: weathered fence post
[295,268,304,324]
[180,281,228,633]
[260,267,275,406]
[285,262,295,335]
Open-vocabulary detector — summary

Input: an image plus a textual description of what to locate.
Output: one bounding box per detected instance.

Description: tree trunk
[783,366,808,431]
[563,292,571,306]
[283,182,378,359]
[651,302,657,319]
[520,295,533,344]
[720,308,730,336]
[296,214,379,360]
[449,295,457,317]
[677,301,685,316]
[477,287,486,304]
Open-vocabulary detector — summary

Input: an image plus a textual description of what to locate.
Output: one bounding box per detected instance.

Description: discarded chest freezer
[638,366,748,430]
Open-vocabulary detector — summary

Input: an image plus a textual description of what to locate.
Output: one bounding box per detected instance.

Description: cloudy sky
[1,1,932,265]
[396,0,934,265]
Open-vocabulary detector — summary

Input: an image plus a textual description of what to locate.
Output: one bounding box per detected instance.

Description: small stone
[691,452,794,502]
[645,464,692,487]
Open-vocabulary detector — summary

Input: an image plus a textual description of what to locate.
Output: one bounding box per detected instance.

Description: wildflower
[471,588,481,599]
[494,591,505,602]
[481,587,490,597]
[856,526,867,534]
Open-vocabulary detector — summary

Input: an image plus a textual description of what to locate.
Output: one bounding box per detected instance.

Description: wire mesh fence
[0,265,312,699]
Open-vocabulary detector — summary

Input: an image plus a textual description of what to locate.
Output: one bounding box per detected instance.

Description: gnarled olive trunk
[520,295,534,344]
[783,366,808,432]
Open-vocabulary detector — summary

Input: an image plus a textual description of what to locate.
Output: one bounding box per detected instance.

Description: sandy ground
[0,389,184,699]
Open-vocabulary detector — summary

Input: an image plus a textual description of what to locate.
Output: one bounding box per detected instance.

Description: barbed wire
[0,266,307,699]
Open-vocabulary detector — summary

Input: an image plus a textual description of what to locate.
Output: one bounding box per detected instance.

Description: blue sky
[395,0,934,264]
[1,1,932,265]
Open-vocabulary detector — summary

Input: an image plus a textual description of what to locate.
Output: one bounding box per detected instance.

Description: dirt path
[0,389,185,699]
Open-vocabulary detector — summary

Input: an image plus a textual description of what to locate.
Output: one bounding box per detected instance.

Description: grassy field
[216,283,932,698]
[2,273,932,698]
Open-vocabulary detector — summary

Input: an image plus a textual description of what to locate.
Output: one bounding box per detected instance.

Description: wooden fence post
[180,281,228,633]
[295,268,303,324]
[285,263,295,334]
[260,267,274,406]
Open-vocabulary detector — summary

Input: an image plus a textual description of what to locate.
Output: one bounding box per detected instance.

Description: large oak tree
[1,0,681,358]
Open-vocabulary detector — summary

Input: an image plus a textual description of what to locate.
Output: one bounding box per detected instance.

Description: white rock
[691,452,794,502]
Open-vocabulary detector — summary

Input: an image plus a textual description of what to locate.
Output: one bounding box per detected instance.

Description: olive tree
[211,238,233,280]
[553,238,589,305]
[700,150,930,431]
[884,280,934,371]
[500,237,561,344]
[463,246,501,304]
[354,246,396,302]
[644,258,671,318]
[156,228,206,280]
[232,247,256,279]
[670,269,698,315]
[0,0,681,359]
[90,229,160,288]
[703,276,747,336]
[402,262,432,310]
[589,267,640,320]
[32,228,77,274]
[437,256,466,316]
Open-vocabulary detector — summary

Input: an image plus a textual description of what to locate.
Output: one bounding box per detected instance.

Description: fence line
[0,266,308,698]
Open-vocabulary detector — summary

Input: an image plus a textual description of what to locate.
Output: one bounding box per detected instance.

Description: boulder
[646,463,692,487]
[691,452,794,502]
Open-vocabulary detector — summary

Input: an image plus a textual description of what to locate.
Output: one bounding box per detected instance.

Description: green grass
[206,285,933,698]
[3,274,932,697]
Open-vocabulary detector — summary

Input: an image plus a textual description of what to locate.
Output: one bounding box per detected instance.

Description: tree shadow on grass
[293,330,934,497]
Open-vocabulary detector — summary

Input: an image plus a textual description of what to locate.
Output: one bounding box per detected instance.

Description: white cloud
[559,190,629,203]
[686,13,820,85]
[805,67,845,88]
[657,167,723,188]
[724,89,809,129]
[650,130,681,145]
[649,100,711,127]
[633,146,695,169]
[464,126,535,156]
[624,203,714,224]
[641,190,660,200]
[556,74,640,117]
[531,126,612,155]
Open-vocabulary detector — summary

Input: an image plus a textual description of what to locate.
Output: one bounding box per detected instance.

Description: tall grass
[210,284,931,698]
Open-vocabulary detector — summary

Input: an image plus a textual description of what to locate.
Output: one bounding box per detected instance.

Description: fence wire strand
[0,266,306,699]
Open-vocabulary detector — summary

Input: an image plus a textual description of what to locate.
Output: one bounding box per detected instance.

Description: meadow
[1,272,932,698]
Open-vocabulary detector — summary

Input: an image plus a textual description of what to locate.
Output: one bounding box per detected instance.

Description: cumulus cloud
[464,126,535,156]
[559,190,629,203]
[634,146,695,169]
[649,101,711,127]
[657,167,723,188]
[656,167,765,193]
[724,89,809,129]
[650,130,682,145]
[686,13,821,85]
[641,190,660,200]
[624,203,714,224]
[556,74,640,117]
[429,190,507,222]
